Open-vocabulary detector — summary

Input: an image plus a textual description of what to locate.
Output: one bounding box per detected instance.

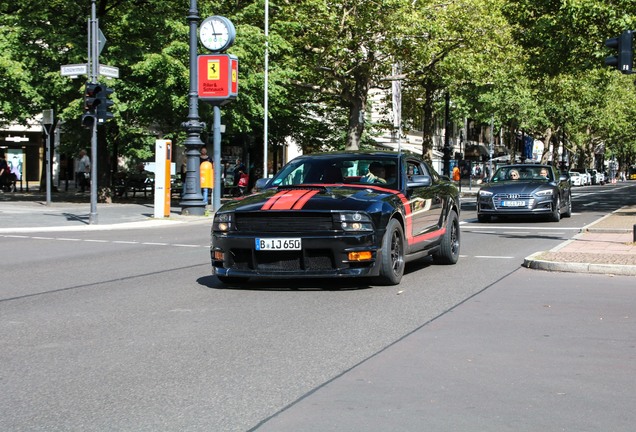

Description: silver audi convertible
[477,164,572,222]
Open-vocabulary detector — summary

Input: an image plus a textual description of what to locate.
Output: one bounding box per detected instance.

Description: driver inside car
[362,162,387,184]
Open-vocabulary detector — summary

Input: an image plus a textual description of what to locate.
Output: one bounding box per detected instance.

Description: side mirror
[407,174,432,188]
[254,178,270,192]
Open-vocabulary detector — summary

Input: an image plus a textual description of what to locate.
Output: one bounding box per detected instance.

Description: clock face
[199,16,235,52]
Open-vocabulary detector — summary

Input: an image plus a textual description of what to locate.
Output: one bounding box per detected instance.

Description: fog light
[214,251,224,261]
[348,251,373,261]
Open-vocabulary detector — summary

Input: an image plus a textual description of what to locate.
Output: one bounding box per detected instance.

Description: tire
[376,218,405,285]
[562,192,572,218]
[550,197,561,222]
[477,213,491,223]
[433,210,460,265]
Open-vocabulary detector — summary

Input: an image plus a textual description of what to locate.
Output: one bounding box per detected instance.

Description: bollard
[633,224,636,243]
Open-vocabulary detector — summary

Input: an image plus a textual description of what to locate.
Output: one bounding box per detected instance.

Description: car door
[404,158,444,246]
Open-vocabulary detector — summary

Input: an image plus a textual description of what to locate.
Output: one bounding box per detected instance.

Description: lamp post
[489,115,494,179]
[180,0,205,216]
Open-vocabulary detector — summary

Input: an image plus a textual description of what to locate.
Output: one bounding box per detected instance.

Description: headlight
[478,190,493,197]
[535,189,553,196]
[337,212,373,232]
[213,212,234,232]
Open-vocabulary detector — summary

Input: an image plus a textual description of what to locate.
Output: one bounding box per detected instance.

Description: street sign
[60,64,88,77]
[99,64,119,78]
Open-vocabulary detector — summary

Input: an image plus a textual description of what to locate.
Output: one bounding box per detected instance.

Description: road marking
[1,234,207,248]
[474,255,515,259]
[582,201,598,207]
[463,224,581,230]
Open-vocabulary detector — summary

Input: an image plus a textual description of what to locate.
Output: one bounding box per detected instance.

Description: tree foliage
[1,0,636,178]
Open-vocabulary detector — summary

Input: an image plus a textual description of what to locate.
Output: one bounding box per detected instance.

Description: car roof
[291,150,417,161]
[496,164,552,169]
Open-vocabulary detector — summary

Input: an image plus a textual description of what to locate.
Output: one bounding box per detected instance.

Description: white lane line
[464,225,581,230]
[474,255,515,259]
[582,201,598,207]
[0,234,207,248]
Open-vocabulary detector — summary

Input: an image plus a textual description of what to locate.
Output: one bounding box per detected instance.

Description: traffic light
[605,30,634,74]
[95,85,114,124]
[81,82,100,128]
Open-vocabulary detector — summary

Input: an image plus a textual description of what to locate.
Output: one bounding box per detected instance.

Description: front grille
[235,213,334,233]
[229,248,336,272]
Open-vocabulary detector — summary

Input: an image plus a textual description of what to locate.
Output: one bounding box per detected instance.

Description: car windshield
[269,156,399,190]
[492,166,552,182]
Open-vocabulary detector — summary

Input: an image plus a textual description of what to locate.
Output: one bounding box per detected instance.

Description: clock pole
[180,0,206,216]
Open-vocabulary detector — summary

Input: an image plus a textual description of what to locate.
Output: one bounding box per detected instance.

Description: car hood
[218,185,399,213]
[480,180,552,194]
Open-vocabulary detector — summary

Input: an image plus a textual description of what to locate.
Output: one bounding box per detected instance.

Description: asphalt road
[1,184,634,431]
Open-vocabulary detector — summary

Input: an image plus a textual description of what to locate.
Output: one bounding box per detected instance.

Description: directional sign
[98,28,107,55]
[99,64,119,78]
[60,64,88,77]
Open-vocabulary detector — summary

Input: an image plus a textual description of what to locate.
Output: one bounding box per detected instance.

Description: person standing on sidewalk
[77,149,90,193]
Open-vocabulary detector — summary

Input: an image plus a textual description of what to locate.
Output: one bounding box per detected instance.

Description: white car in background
[568,171,583,186]
[570,168,591,186]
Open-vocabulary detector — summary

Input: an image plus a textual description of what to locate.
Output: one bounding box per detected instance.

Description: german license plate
[255,238,302,251]
[501,200,525,207]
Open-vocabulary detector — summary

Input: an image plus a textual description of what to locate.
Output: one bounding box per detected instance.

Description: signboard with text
[197,54,238,104]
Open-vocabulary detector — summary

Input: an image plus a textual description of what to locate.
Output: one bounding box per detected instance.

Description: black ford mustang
[477,164,572,222]
[210,151,461,285]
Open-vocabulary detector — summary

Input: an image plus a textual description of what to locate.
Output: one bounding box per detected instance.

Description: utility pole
[88,0,99,224]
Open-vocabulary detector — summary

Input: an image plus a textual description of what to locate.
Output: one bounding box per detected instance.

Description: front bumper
[211,232,383,279]
[477,195,555,216]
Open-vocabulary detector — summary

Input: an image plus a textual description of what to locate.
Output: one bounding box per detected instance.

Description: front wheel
[549,197,561,222]
[562,193,572,218]
[433,210,460,264]
[376,219,405,285]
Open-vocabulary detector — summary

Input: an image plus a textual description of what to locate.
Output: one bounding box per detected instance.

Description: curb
[523,251,636,276]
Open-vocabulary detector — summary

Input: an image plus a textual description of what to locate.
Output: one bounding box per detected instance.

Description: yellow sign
[207,60,220,80]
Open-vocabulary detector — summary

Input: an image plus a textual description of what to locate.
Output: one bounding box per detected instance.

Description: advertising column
[154,140,172,218]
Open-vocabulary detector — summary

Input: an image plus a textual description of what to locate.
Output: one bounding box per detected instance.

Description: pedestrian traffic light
[95,85,114,124]
[605,30,634,74]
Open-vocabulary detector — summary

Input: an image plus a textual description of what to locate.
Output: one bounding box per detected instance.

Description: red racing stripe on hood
[261,189,319,210]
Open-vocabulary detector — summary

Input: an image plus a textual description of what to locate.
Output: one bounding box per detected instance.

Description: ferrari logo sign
[198,54,238,105]
[206,59,220,80]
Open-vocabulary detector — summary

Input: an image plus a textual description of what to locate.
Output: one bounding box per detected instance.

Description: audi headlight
[213,212,234,232]
[478,190,493,197]
[535,189,553,196]
[337,212,373,232]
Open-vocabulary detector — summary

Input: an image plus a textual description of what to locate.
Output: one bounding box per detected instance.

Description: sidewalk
[524,206,636,275]
[2,189,635,275]
[0,190,212,232]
